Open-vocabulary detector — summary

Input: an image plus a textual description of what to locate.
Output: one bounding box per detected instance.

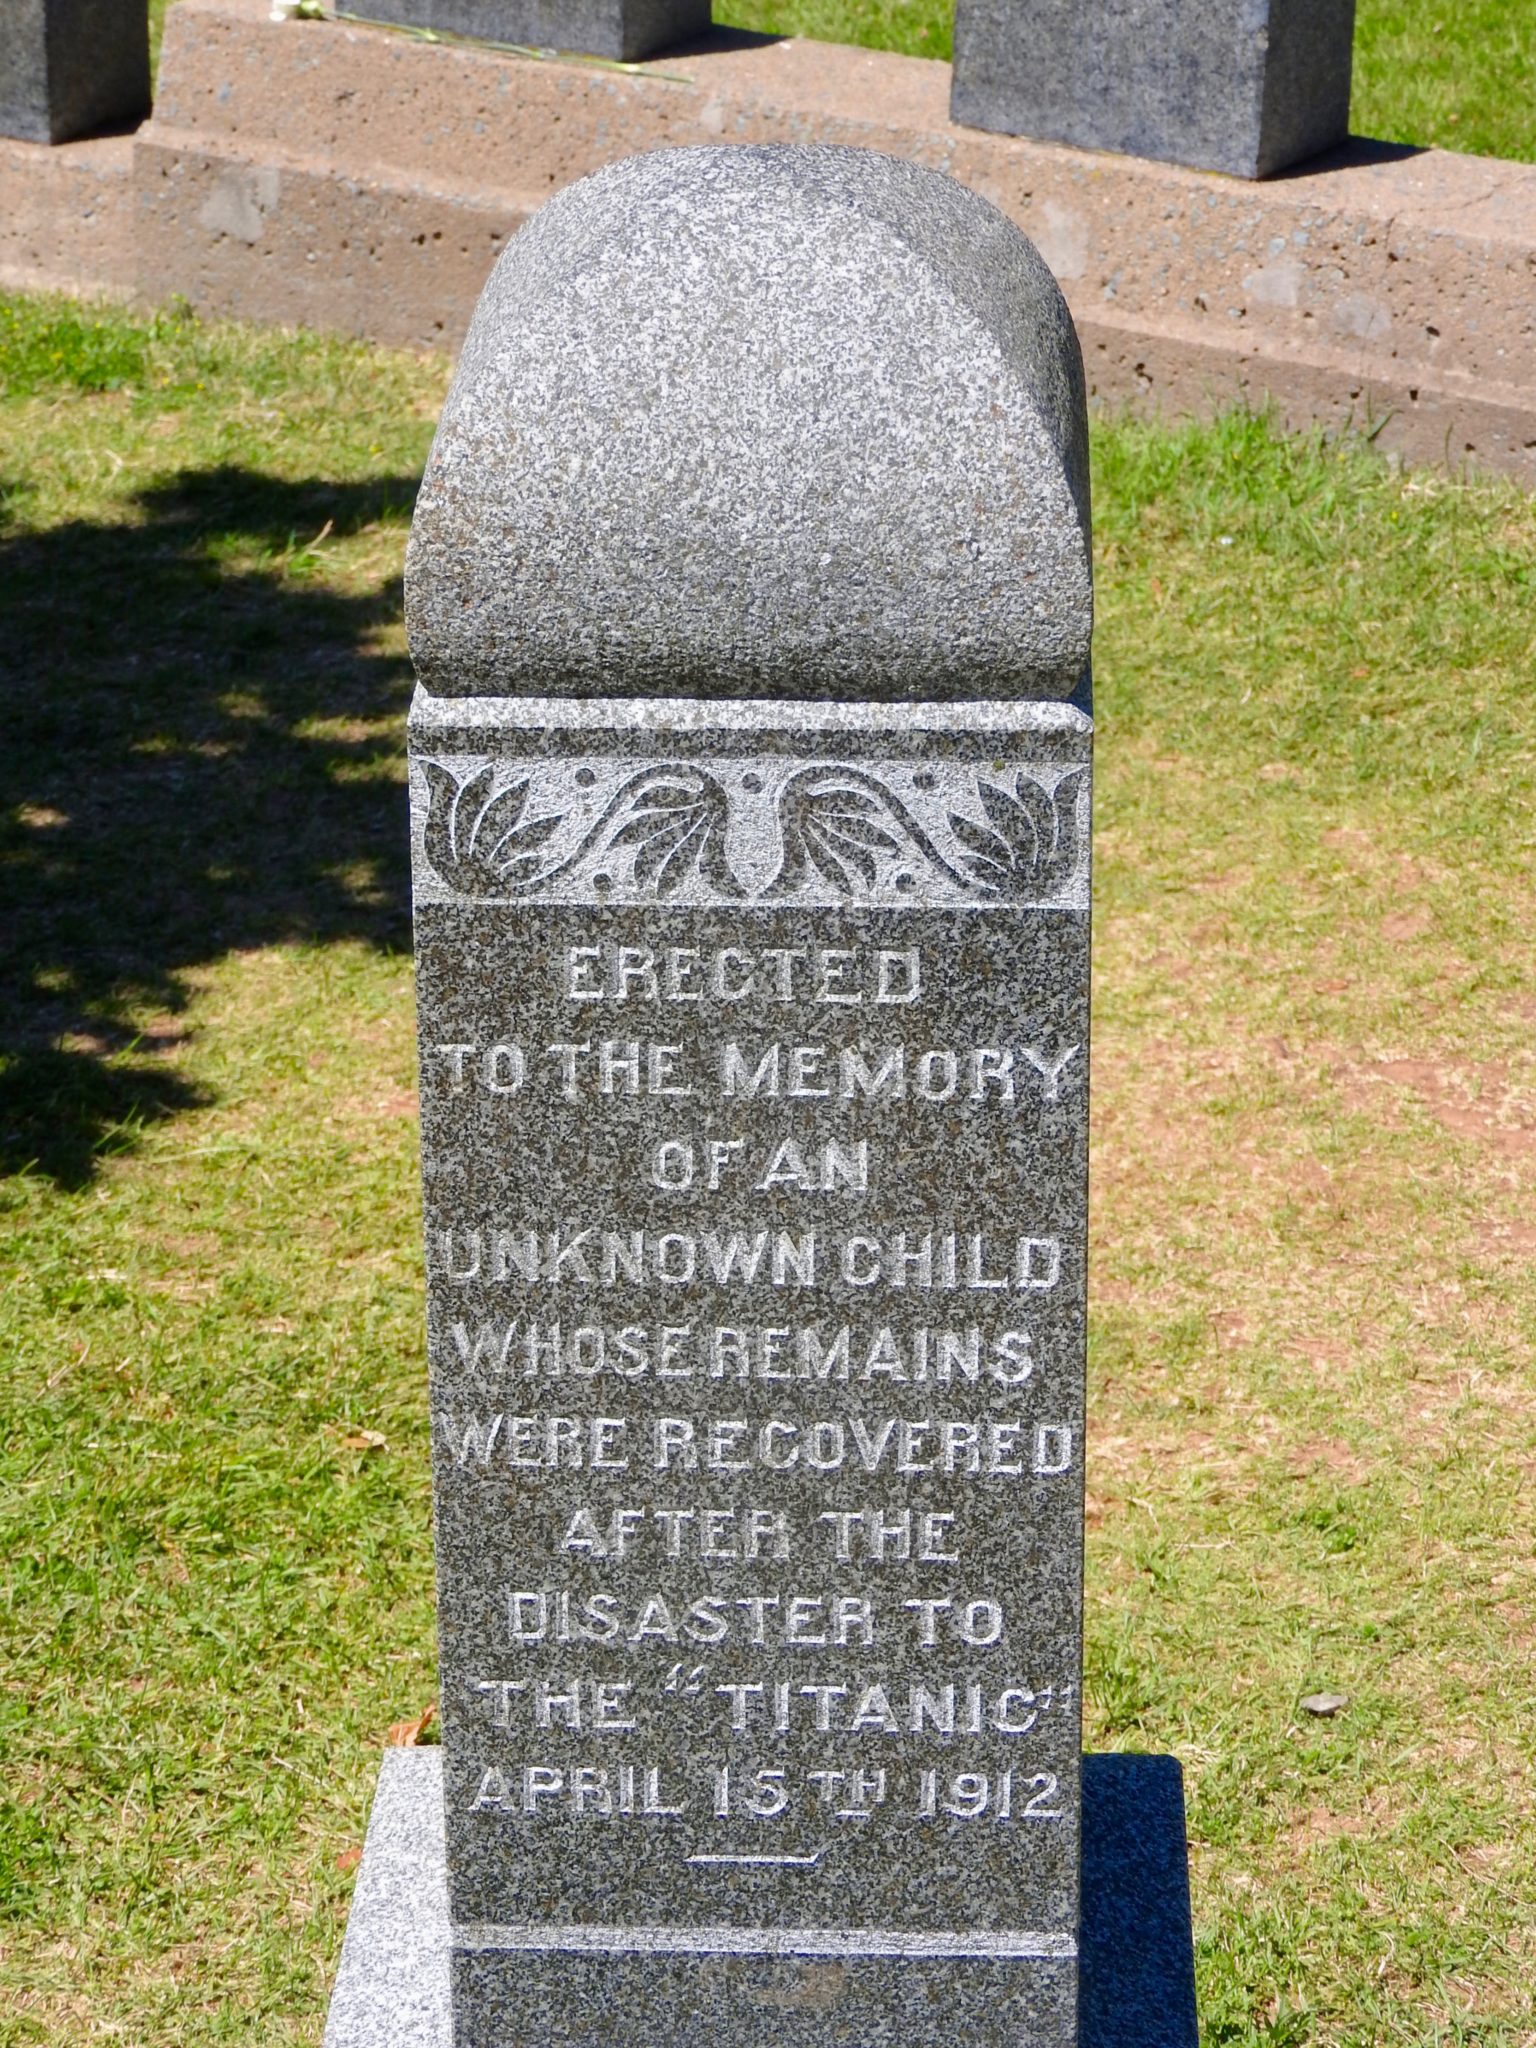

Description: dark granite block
[0,0,151,145]
[950,0,1357,180]
[325,1749,1198,2046]
[350,0,711,62]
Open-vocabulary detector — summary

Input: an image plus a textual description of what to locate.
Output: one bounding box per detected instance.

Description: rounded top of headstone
[407,144,1091,703]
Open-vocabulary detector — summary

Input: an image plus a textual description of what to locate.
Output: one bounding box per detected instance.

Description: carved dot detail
[574,767,597,788]
[913,771,937,791]
[593,872,612,894]
[741,773,764,793]
[895,872,915,891]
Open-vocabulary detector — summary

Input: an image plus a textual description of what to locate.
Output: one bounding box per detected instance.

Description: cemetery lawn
[2,290,1535,2048]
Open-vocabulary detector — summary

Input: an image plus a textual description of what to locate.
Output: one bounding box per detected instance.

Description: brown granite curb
[0,131,137,299]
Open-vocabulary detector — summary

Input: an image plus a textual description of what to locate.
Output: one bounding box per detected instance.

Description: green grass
[1351,0,1536,163]
[145,0,1536,161]
[3,296,1536,2045]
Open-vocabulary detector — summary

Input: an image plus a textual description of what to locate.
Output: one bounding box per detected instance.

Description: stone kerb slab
[951,0,1357,180]
[0,0,151,144]
[357,142,1107,2047]
[0,130,136,295]
[356,0,709,62]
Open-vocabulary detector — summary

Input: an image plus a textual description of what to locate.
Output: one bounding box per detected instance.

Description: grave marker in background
[357,0,710,62]
[951,0,1358,179]
[326,141,1194,2048]
[0,0,151,144]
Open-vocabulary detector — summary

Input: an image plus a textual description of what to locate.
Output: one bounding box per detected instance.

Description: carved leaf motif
[950,812,1010,866]
[948,767,1086,898]
[604,771,743,900]
[768,771,905,899]
[420,761,564,896]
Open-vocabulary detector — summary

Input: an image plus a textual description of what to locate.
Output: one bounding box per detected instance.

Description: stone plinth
[951,0,1357,179]
[0,0,151,144]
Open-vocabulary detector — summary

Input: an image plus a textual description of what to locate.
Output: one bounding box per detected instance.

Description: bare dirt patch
[1380,910,1432,942]
[1286,1439,1373,1485]
[343,1088,418,1119]
[1285,1801,1380,1853]
[1344,1056,1536,1161]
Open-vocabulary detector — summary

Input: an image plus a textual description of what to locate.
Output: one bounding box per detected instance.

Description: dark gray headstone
[351,0,710,63]
[0,0,151,145]
[350,142,1105,2046]
[950,0,1357,180]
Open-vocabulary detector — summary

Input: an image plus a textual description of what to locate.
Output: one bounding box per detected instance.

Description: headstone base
[323,1749,1197,2048]
[950,0,1356,180]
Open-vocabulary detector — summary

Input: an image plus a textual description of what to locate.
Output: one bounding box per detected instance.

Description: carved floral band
[415,755,1088,910]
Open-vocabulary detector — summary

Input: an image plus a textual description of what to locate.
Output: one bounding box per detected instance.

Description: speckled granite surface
[379,143,1126,2047]
[405,146,1091,706]
[0,0,150,144]
[352,0,708,63]
[408,689,1091,2045]
[951,0,1355,178]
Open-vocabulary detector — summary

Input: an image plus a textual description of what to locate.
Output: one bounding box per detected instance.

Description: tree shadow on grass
[0,464,422,1187]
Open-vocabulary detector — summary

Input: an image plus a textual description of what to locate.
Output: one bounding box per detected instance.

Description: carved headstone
[355,0,710,64]
[327,142,1172,2048]
[951,0,1357,180]
[0,0,151,145]
[409,141,1091,2046]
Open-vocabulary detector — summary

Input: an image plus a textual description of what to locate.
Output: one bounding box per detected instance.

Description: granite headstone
[0,0,151,145]
[352,0,710,63]
[950,0,1358,180]
[326,142,1191,2048]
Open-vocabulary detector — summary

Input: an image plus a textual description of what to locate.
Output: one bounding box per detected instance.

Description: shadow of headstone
[1081,1754,1199,2048]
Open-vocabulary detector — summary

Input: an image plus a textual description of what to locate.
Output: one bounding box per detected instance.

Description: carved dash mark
[686,1851,826,1868]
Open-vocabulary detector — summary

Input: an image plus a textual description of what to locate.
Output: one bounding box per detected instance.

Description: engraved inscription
[413,717,1089,1963]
